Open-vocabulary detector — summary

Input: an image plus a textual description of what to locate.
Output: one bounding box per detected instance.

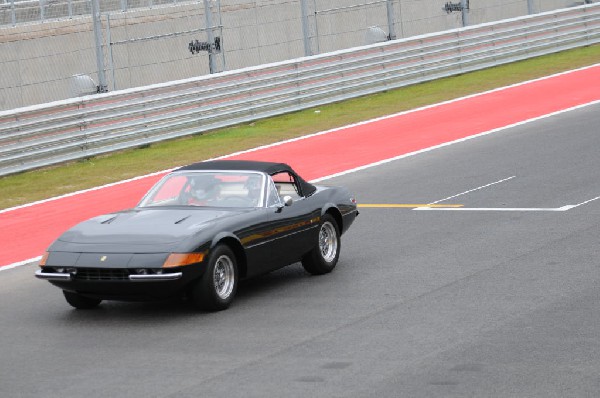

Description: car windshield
[138,171,266,208]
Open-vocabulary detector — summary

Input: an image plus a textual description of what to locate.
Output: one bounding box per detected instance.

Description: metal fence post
[203,0,217,74]
[461,0,469,26]
[10,0,16,26]
[527,0,535,15]
[107,14,116,91]
[91,0,108,92]
[40,0,45,21]
[300,0,312,56]
[215,0,226,72]
[300,0,319,56]
[386,0,397,40]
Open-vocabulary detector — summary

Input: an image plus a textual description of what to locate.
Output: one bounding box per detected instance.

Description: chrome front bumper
[34,270,72,281]
[35,270,183,282]
[128,273,183,281]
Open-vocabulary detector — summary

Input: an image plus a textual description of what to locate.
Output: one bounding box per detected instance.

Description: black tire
[191,244,239,311]
[302,214,341,275]
[63,290,101,309]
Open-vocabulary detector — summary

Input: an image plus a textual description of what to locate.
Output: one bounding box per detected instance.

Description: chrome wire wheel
[193,244,238,311]
[319,221,338,263]
[301,214,340,275]
[213,255,235,300]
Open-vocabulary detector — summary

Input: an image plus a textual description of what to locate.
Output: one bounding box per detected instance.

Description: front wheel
[63,291,101,309]
[191,244,239,311]
[302,214,341,275]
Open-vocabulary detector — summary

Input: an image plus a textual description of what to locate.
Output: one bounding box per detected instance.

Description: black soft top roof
[176,160,316,196]
[177,160,290,174]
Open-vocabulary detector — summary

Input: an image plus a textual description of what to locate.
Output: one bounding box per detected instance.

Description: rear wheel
[63,291,101,309]
[302,214,341,275]
[191,244,238,311]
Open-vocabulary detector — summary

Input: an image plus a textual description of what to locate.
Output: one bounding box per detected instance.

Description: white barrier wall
[0,0,583,110]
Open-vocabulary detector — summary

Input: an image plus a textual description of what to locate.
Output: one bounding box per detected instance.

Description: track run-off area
[1,63,600,270]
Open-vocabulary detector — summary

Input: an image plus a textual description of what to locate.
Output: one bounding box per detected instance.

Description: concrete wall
[0,0,580,111]
[0,19,97,109]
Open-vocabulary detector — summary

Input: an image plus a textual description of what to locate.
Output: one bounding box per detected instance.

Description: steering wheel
[179,191,192,205]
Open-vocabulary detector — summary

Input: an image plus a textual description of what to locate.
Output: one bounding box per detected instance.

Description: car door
[267,171,321,268]
[237,207,283,277]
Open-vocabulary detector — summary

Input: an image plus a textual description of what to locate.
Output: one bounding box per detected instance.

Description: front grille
[74,268,131,281]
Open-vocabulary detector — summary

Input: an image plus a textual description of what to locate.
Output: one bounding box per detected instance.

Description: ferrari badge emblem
[100,256,107,262]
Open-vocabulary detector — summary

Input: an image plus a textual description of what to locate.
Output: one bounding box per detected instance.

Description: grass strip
[1,44,599,210]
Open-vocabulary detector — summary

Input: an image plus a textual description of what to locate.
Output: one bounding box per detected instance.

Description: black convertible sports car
[36,160,358,311]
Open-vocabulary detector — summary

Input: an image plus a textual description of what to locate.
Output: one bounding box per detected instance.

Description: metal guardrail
[1,4,600,177]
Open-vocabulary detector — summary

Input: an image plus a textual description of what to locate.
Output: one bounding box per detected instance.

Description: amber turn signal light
[163,252,205,268]
[39,252,49,267]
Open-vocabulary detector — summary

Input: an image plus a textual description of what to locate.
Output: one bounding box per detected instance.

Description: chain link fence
[105,2,225,92]
[0,0,593,110]
[0,0,192,25]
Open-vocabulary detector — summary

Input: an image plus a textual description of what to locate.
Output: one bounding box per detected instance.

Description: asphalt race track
[1,102,600,397]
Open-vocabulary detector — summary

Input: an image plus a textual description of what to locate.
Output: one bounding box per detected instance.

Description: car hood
[57,207,241,246]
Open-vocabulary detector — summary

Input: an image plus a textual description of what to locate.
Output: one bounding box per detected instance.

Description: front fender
[210,231,242,249]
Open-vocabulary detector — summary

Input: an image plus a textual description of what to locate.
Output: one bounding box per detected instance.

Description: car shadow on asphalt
[47,263,316,322]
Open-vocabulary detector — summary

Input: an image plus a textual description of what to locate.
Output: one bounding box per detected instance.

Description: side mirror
[282,196,294,207]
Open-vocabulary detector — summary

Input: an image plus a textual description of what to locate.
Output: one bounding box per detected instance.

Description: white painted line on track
[564,195,600,210]
[428,176,516,205]
[0,256,42,271]
[414,196,600,212]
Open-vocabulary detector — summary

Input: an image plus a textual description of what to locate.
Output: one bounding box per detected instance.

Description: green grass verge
[1,44,599,210]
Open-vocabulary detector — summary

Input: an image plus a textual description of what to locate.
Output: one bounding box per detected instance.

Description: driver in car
[245,175,262,206]
[187,175,221,206]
